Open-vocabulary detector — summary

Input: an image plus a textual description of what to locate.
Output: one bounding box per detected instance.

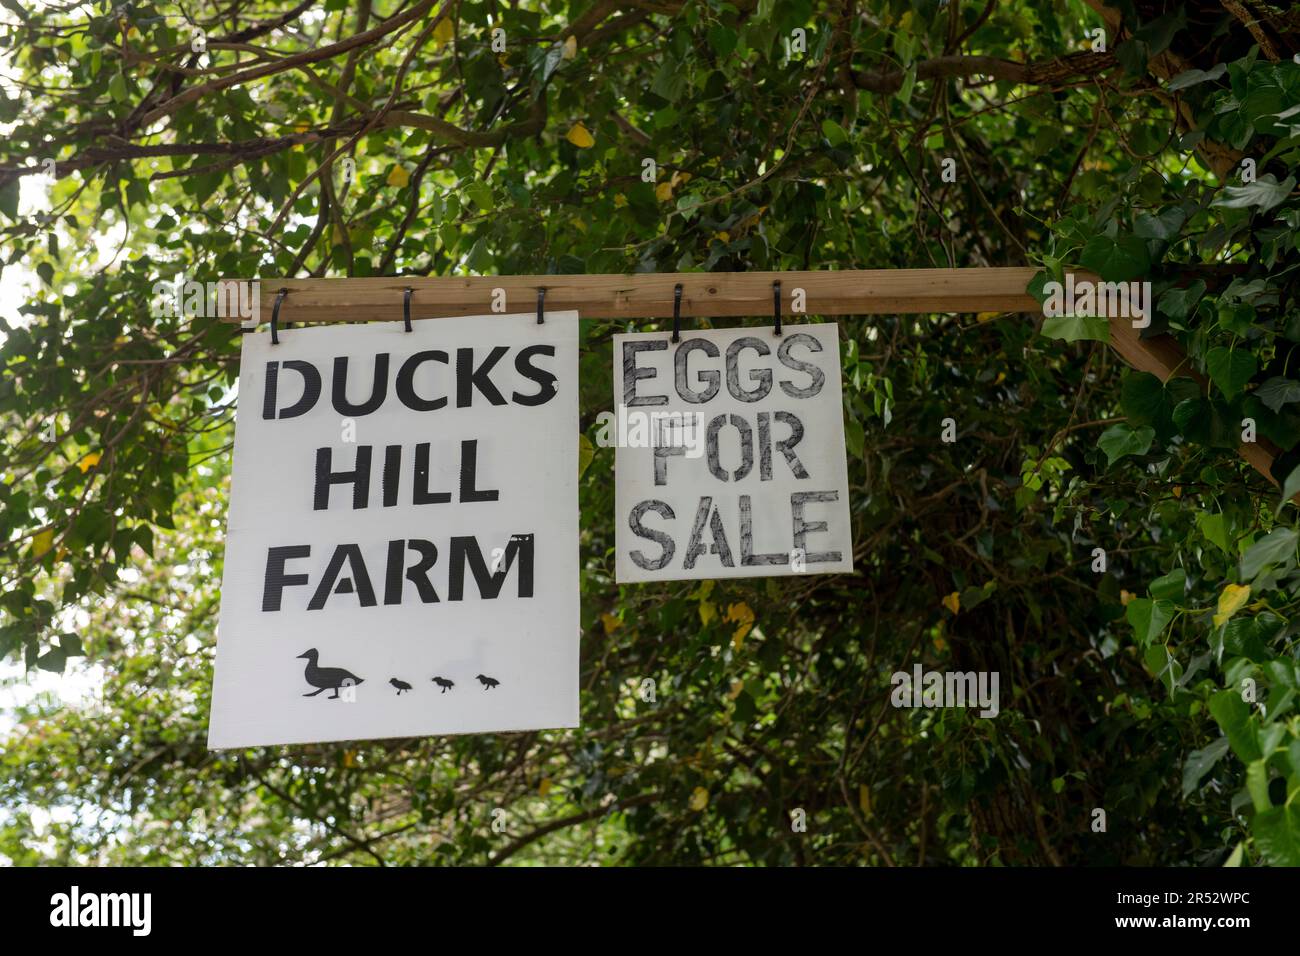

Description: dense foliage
[1,0,1298,865]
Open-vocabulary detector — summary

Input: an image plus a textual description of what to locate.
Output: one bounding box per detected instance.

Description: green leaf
[465,182,494,213]
[1121,372,1164,425]
[821,119,847,146]
[1126,597,1174,646]
[1246,759,1272,812]
[1149,567,1186,602]
[1253,801,1300,867]
[1097,423,1155,466]
[1158,281,1205,321]
[1181,736,1230,798]
[1211,174,1296,213]
[35,647,66,672]
[1080,234,1150,283]
[1255,377,1300,413]
[0,176,18,221]
[1205,347,1257,400]
[1196,511,1232,554]
[1167,63,1227,91]
[577,433,594,478]
[108,72,128,104]
[1208,690,1262,762]
[1240,527,1298,581]
[1133,207,1186,241]
[1281,464,1300,509]
[1040,312,1109,343]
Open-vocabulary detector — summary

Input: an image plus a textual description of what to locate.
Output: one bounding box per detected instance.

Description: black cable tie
[537,287,546,324]
[403,287,414,333]
[671,283,684,343]
[773,280,782,336]
[270,288,288,345]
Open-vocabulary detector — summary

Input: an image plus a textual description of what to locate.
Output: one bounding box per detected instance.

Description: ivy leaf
[1181,736,1230,798]
[1125,597,1174,646]
[1253,803,1300,867]
[1041,313,1109,343]
[1134,206,1186,241]
[1212,583,1251,627]
[1240,527,1298,581]
[1208,690,1262,762]
[1196,511,1231,554]
[1158,281,1206,321]
[1255,377,1300,412]
[1167,63,1227,91]
[1211,174,1296,213]
[1097,423,1155,466]
[1205,347,1257,400]
[1149,568,1186,602]
[1080,234,1150,283]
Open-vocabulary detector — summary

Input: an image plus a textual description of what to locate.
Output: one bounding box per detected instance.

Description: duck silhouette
[297,649,364,699]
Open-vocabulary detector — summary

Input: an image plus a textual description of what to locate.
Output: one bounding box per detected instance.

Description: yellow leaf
[1172,485,1182,498]
[1120,589,1135,606]
[976,311,999,323]
[343,750,356,768]
[433,17,455,48]
[77,451,101,473]
[726,602,755,649]
[601,612,622,635]
[538,777,553,797]
[566,122,595,148]
[689,787,708,811]
[655,181,674,202]
[387,164,410,188]
[727,679,745,700]
[994,371,1006,385]
[670,170,692,188]
[613,193,628,208]
[699,601,716,627]
[293,120,310,134]
[573,217,587,233]
[562,35,577,59]
[32,528,54,558]
[858,783,872,817]
[942,591,960,615]
[714,231,730,243]
[1213,584,1251,628]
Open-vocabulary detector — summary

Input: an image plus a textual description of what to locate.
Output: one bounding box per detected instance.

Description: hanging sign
[613,323,853,583]
[208,312,580,748]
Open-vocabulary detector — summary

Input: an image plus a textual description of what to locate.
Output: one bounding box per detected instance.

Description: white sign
[613,323,853,583]
[209,312,580,748]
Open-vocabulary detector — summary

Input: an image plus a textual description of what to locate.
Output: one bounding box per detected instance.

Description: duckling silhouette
[476,673,500,689]
[297,649,363,699]
[389,678,412,695]
[431,676,454,693]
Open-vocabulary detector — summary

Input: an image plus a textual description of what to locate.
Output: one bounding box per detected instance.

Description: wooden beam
[223,266,1285,495]
[229,267,1043,323]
